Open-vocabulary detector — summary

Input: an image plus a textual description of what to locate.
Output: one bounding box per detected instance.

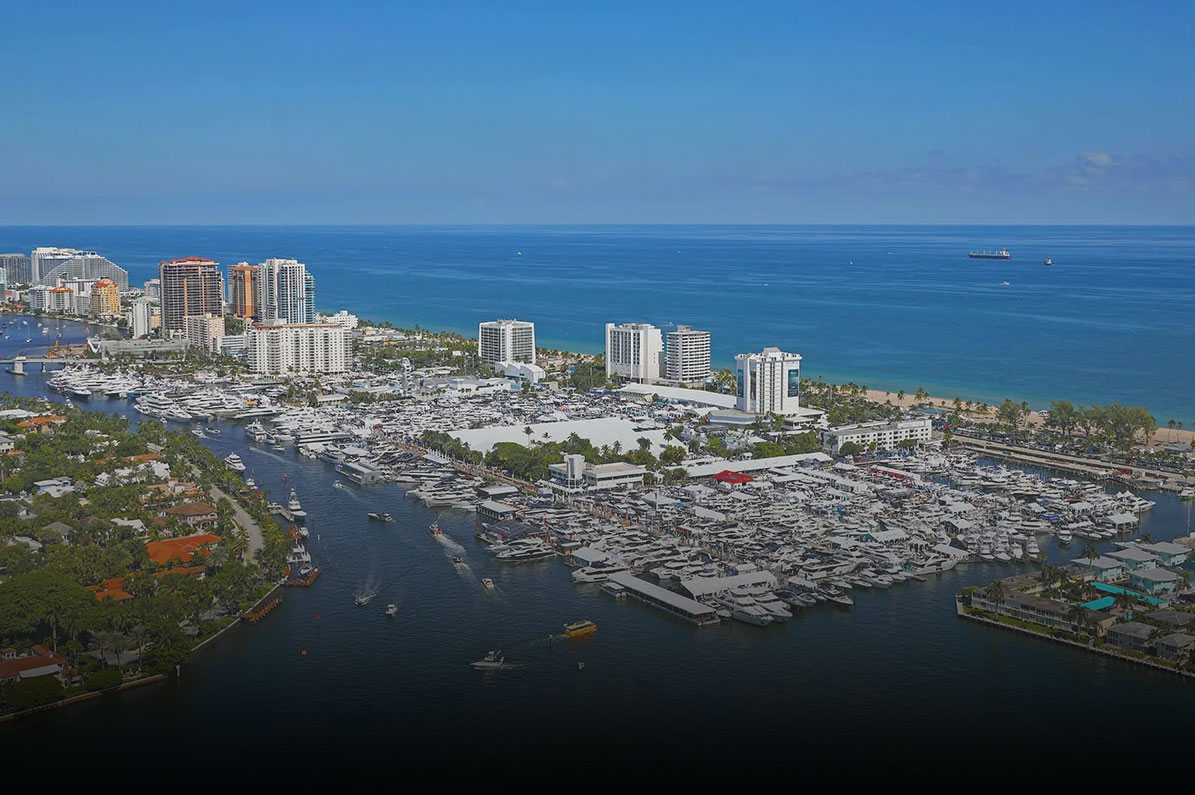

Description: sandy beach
[862,387,1194,450]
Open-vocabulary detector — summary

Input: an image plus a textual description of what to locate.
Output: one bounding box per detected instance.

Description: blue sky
[1,0,1192,224]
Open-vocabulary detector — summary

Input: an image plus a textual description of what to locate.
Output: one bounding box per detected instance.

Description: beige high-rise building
[159,257,224,336]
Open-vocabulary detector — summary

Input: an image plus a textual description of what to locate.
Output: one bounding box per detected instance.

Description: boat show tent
[680,571,778,600]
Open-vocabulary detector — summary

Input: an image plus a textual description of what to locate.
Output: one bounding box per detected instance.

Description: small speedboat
[471,651,511,670]
[245,476,256,490]
[368,512,394,522]
[452,555,463,564]
[354,593,374,607]
[204,427,221,435]
[385,604,398,617]
[190,429,204,437]
[428,522,442,535]
[333,481,345,490]
[481,578,495,590]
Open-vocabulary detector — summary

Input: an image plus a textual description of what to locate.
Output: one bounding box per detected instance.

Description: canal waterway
[1,318,1193,773]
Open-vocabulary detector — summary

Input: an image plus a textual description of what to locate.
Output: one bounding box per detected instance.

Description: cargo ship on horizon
[968,248,1011,260]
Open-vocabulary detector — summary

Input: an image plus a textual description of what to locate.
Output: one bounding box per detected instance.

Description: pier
[242,597,281,624]
[607,571,720,626]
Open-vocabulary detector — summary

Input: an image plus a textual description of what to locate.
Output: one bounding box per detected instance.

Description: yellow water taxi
[563,619,597,639]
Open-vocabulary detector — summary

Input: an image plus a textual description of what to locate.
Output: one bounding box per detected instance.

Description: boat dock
[283,567,320,587]
[242,597,281,624]
[607,571,720,626]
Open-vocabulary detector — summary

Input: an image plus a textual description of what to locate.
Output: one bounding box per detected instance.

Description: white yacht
[287,488,307,519]
[571,563,631,583]
[224,453,246,472]
[718,588,774,626]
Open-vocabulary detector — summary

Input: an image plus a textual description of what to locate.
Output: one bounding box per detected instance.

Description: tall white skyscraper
[735,347,802,415]
[605,322,663,381]
[259,258,315,324]
[665,325,711,383]
[478,319,536,365]
[130,297,156,339]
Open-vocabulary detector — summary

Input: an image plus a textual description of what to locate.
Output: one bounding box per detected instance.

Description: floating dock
[607,571,720,626]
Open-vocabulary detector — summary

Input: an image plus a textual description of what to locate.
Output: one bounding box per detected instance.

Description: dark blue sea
[0,225,1193,779]
[1,225,1192,422]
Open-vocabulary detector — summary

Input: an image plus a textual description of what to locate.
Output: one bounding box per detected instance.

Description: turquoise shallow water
[1,225,1192,421]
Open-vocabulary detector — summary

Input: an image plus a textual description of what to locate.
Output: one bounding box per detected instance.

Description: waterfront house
[0,645,66,682]
[1128,567,1181,596]
[1106,621,1153,653]
[1106,548,1160,571]
[163,502,219,528]
[1155,632,1195,661]
[1138,541,1190,567]
[0,434,13,453]
[1098,512,1139,532]
[15,415,66,435]
[1144,609,1194,632]
[1072,555,1126,583]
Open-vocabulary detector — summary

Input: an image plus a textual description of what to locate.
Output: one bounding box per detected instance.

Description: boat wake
[434,533,465,555]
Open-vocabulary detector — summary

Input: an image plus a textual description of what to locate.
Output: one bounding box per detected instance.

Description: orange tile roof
[145,533,221,564]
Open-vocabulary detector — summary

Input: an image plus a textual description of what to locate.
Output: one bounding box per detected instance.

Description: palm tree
[1067,604,1088,635]
[984,580,1006,607]
[1168,419,1177,441]
[1082,538,1099,563]
[1114,591,1134,614]
[896,389,906,404]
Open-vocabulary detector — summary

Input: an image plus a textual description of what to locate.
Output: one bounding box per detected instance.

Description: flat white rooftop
[449,417,671,455]
[682,452,833,479]
[619,383,736,409]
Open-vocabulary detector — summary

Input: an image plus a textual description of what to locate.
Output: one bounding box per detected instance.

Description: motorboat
[333,480,345,489]
[205,427,221,435]
[368,512,394,522]
[354,593,375,606]
[471,651,514,670]
[287,489,306,519]
[563,619,597,639]
[428,521,443,535]
[481,577,495,590]
[386,603,398,617]
[452,555,463,564]
[224,453,246,472]
[245,476,256,490]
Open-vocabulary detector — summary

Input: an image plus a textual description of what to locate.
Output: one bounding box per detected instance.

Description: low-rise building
[163,502,219,528]
[1105,621,1153,653]
[1107,548,1160,571]
[1072,555,1126,582]
[548,454,646,494]
[1128,567,1181,595]
[1155,632,1195,661]
[821,418,933,454]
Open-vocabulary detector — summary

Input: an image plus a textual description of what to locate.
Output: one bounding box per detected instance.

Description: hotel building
[245,320,350,375]
[605,322,663,381]
[735,347,803,415]
[478,318,535,365]
[665,325,711,383]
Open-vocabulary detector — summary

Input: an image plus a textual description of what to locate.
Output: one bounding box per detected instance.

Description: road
[210,484,264,561]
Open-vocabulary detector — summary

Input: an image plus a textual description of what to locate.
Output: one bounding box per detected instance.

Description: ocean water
[1,225,1192,422]
[0,323,1194,775]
